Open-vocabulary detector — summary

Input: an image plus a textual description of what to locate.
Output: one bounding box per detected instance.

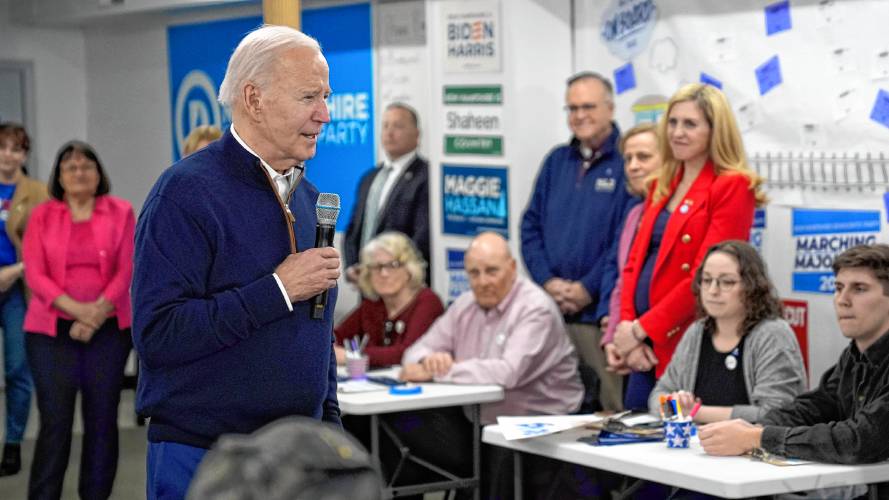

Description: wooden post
[262,0,300,29]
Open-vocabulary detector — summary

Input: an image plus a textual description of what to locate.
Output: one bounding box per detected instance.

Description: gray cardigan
[648,318,807,423]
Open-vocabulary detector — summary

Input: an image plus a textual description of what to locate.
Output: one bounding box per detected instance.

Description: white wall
[0,0,88,180]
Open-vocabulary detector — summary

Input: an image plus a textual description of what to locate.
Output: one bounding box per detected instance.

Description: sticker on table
[765,0,792,36]
[614,62,636,94]
[700,72,723,89]
[755,55,783,96]
[869,89,889,130]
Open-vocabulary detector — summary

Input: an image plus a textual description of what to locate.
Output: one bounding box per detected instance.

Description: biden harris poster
[167,4,374,230]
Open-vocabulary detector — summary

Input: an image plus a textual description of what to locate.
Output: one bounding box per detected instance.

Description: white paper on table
[338,380,389,394]
[497,414,603,441]
[619,413,661,427]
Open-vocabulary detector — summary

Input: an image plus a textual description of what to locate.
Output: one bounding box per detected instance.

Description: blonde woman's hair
[620,122,661,195]
[654,83,766,207]
[619,122,658,154]
[182,125,222,156]
[357,232,427,299]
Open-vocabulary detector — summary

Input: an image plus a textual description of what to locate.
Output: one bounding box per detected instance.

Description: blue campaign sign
[168,16,261,161]
[791,208,881,294]
[446,248,469,304]
[304,3,374,231]
[167,4,373,231]
[441,165,509,237]
[749,208,766,253]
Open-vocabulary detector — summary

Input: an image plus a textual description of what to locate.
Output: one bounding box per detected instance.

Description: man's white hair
[218,25,321,109]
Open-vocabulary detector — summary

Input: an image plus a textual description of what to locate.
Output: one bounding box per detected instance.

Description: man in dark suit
[343,102,430,284]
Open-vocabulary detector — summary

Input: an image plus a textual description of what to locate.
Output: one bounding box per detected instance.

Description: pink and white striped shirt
[403,276,584,424]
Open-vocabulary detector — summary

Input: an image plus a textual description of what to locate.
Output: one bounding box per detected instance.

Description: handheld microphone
[311,193,340,320]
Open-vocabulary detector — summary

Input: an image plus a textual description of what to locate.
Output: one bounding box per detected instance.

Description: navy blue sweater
[133,130,340,449]
[520,126,629,324]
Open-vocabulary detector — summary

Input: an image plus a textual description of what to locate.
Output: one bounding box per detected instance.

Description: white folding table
[338,368,504,499]
[483,425,889,499]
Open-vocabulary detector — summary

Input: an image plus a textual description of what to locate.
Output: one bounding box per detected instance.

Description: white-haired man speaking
[133,26,342,499]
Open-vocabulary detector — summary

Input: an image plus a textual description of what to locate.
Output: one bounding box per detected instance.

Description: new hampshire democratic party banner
[791,208,881,294]
[167,4,374,231]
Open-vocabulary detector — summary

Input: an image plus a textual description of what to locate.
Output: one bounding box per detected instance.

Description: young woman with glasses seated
[648,240,807,424]
[334,231,443,368]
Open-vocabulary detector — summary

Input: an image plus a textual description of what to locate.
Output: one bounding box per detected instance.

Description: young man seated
[700,244,889,471]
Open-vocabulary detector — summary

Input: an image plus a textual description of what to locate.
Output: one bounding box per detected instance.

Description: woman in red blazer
[613,84,767,410]
[23,141,135,500]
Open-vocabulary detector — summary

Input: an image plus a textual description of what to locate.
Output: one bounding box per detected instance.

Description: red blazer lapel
[653,161,716,278]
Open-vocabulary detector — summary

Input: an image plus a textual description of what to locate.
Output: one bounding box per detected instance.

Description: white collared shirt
[378,150,416,211]
[230,124,295,312]
[230,125,299,201]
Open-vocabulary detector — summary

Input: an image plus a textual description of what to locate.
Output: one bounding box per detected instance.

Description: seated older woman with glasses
[648,240,807,424]
[335,231,443,368]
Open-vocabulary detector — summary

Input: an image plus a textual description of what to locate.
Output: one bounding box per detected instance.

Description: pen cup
[346,355,369,380]
[664,420,693,449]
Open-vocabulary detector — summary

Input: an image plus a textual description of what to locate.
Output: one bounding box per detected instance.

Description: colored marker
[689,399,703,419]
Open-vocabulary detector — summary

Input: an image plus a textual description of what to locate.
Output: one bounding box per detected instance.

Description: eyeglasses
[701,277,740,291]
[564,103,599,114]
[366,260,403,274]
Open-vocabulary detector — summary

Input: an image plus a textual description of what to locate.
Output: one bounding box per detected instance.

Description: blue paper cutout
[755,55,783,96]
[765,0,792,36]
[614,63,636,95]
[700,72,723,89]
[870,89,889,130]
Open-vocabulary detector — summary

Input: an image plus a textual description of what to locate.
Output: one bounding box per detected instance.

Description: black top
[634,208,670,315]
[693,329,749,406]
[761,329,889,469]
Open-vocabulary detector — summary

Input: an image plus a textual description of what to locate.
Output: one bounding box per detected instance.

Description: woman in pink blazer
[23,141,134,500]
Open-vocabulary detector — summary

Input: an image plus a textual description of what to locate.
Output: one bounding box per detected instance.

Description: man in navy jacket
[133,26,341,499]
[520,72,629,412]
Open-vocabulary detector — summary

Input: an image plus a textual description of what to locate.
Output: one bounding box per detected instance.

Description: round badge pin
[724,355,738,371]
